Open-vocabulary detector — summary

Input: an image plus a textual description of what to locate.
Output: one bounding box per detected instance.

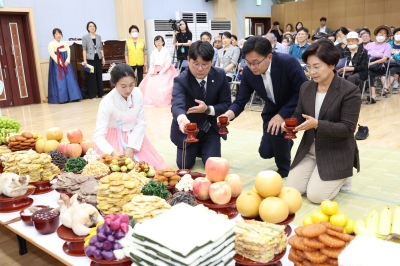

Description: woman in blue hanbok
[47,28,82,103]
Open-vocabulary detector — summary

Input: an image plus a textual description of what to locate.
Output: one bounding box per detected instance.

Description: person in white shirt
[138,35,178,106]
[264,33,289,54]
[316,17,332,35]
[93,63,167,170]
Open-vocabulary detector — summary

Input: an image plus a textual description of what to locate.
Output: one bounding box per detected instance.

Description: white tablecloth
[1,191,295,265]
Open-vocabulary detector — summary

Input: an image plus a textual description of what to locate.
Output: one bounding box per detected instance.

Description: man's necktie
[199,80,211,133]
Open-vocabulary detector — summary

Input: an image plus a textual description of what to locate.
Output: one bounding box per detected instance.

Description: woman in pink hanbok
[93,63,167,170]
[139,35,178,106]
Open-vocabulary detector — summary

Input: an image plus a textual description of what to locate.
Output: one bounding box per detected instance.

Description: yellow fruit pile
[236,170,302,224]
[303,200,355,235]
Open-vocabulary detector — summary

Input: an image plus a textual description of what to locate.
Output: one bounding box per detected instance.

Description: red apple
[224,174,243,198]
[57,142,69,156]
[209,181,231,205]
[67,129,83,144]
[193,177,212,200]
[66,143,82,158]
[80,141,94,155]
[205,157,230,182]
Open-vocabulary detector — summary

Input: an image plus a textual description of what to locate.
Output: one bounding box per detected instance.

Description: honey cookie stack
[7,132,37,152]
[288,221,355,265]
[154,167,181,186]
[96,171,149,215]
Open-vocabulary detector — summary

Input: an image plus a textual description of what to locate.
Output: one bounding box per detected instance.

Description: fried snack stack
[288,221,355,265]
[122,195,171,223]
[154,167,181,186]
[2,150,60,182]
[0,145,11,157]
[82,160,110,177]
[7,132,37,152]
[234,220,287,263]
[96,171,149,215]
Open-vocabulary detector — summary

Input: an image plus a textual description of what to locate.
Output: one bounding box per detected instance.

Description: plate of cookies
[288,221,355,265]
[154,167,181,193]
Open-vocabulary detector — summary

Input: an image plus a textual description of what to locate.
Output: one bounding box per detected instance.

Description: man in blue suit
[222,36,307,177]
[171,40,231,169]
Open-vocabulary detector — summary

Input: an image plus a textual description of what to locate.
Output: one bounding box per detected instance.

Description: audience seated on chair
[289,27,310,61]
[365,25,393,103]
[387,28,400,89]
[338,32,369,86]
[335,27,349,58]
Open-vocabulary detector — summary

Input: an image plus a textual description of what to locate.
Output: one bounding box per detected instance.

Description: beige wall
[115,0,146,41]
[40,59,49,99]
[272,0,400,37]
[213,0,238,34]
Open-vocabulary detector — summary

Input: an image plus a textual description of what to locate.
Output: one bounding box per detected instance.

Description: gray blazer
[216,45,240,78]
[290,75,361,181]
[82,34,103,60]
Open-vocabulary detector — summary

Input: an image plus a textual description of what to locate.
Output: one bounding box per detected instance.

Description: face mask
[376,36,386,42]
[131,32,138,38]
[347,44,357,50]
[282,42,288,47]
[395,35,400,41]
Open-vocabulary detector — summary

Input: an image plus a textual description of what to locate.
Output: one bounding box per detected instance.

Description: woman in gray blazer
[216,31,240,82]
[82,21,105,99]
[282,39,361,203]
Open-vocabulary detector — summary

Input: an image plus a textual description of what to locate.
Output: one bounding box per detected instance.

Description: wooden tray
[196,197,238,219]
[89,256,132,266]
[234,248,286,265]
[57,225,86,257]
[30,180,54,195]
[0,188,35,213]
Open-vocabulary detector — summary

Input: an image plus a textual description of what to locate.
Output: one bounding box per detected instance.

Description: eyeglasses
[305,65,321,72]
[245,56,268,68]
[192,62,211,69]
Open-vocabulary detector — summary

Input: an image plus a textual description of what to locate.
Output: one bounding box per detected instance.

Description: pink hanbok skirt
[139,65,178,107]
[94,127,167,170]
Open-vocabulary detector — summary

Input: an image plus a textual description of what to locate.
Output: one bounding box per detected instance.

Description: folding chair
[379,59,392,99]
[175,60,189,73]
[248,91,264,112]
[229,59,246,97]
[362,57,375,104]
[336,58,347,77]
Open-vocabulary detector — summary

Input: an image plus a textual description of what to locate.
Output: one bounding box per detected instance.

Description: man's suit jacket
[229,52,307,127]
[170,66,231,148]
[291,75,361,181]
[82,34,103,60]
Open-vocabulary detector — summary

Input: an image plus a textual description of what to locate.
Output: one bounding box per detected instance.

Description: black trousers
[131,66,144,86]
[259,123,293,178]
[86,54,103,98]
[176,127,221,169]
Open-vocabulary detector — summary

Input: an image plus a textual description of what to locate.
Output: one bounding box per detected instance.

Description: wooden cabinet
[69,40,126,89]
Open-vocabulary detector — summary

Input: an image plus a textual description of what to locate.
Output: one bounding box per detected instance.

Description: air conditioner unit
[144,19,177,61]
[194,12,209,41]
[209,20,232,40]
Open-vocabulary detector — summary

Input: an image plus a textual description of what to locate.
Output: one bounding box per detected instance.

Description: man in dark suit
[222,36,307,177]
[171,40,231,169]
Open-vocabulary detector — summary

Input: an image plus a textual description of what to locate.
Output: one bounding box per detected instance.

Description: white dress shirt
[315,92,326,119]
[320,26,326,33]
[261,60,275,104]
[93,88,146,154]
[177,76,215,125]
[148,47,172,74]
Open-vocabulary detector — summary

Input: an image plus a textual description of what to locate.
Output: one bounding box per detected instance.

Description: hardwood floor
[0,91,399,265]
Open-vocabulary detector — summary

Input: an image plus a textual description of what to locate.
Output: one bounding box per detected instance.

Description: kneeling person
[170,41,231,169]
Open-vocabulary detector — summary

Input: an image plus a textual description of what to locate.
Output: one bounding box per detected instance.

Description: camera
[169,19,180,32]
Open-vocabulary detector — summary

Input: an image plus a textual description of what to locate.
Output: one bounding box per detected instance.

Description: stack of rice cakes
[96,171,149,214]
[2,150,60,182]
[130,203,236,266]
[234,220,287,263]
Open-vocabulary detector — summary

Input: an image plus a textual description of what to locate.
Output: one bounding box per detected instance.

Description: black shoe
[366,96,376,104]
[355,124,369,140]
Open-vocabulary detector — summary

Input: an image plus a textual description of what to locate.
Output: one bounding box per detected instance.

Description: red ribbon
[56,45,68,80]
